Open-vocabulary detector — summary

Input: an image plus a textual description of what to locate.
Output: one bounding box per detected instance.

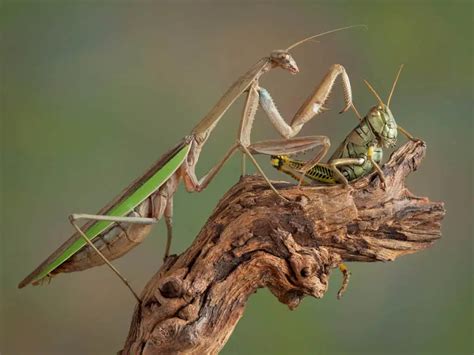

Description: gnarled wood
[120,140,445,355]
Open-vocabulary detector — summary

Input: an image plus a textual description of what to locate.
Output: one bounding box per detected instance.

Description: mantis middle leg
[182,135,330,201]
[257,64,353,141]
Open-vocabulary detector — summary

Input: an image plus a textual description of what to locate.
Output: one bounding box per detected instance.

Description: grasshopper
[270,65,416,189]
[18,26,364,302]
[269,65,416,298]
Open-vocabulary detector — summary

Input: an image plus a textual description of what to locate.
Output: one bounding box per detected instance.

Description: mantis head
[270,50,299,74]
[363,65,404,148]
[269,25,367,76]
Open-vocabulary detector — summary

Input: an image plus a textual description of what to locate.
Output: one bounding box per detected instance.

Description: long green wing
[19,140,191,287]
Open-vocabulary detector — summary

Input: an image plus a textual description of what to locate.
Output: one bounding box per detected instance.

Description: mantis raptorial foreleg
[68,213,157,302]
[234,65,353,187]
[257,64,352,140]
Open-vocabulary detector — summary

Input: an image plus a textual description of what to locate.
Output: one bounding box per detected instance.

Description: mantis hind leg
[68,213,157,303]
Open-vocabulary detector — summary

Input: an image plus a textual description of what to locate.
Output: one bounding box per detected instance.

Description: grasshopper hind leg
[67,214,155,303]
[327,157,365,186]
[337,263,351,299]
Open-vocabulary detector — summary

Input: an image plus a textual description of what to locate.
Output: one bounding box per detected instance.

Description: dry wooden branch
[120,140,445,355]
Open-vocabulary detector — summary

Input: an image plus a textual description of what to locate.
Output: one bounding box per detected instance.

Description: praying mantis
[18,26,365,302]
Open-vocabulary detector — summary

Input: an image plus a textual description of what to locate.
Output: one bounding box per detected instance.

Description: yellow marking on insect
[367,146,375,159]
[271,157,280,167]
[339,263,348,273]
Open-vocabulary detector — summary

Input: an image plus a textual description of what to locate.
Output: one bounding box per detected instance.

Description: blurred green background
[1,1,472,354]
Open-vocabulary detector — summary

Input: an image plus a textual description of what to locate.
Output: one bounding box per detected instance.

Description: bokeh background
[1,1,472,354]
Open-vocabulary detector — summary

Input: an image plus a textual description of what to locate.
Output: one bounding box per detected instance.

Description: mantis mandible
[18,25,365,302]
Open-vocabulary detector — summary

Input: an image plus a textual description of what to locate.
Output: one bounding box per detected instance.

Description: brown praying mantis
[18,25,365,302]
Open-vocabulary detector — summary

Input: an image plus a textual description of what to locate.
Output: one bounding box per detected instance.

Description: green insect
[18,27,365,302]
[270,65,416,188]
[269,65,416,298]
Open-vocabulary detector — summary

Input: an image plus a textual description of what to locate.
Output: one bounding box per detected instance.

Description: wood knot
[178,302,199,321]
[294,194,309,206]
[159,279,183,298]
[300,267,311,277]
[281,290,303,310]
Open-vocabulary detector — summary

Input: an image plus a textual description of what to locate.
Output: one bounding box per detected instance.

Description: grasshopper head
[367,105,398,148]
[363,65,405,148]
[270,50,299,74]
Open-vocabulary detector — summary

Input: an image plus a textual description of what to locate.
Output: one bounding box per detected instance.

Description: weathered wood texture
[121,140,445,355]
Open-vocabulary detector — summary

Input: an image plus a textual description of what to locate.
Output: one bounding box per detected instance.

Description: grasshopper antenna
[364,80,385,107]
[387,64,404,108]
[286,24,367,51]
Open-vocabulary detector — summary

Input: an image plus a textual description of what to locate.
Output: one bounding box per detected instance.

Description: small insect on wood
[18,26,365,302]
[270,65,417,298]
[270,65,417,188]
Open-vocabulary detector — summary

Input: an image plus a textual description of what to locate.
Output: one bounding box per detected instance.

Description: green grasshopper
[18,26,364,302]
[269,65,415,298]
[270,65,416,189]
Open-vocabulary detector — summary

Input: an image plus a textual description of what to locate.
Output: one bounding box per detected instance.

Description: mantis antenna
[286,24,368,51]
[387,64,404,107]
[364,80,385,107]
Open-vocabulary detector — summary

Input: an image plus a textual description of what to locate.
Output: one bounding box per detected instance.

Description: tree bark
[120,140,445,355]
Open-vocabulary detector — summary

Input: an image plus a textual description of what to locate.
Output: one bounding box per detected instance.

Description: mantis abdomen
[55,200,155,274]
